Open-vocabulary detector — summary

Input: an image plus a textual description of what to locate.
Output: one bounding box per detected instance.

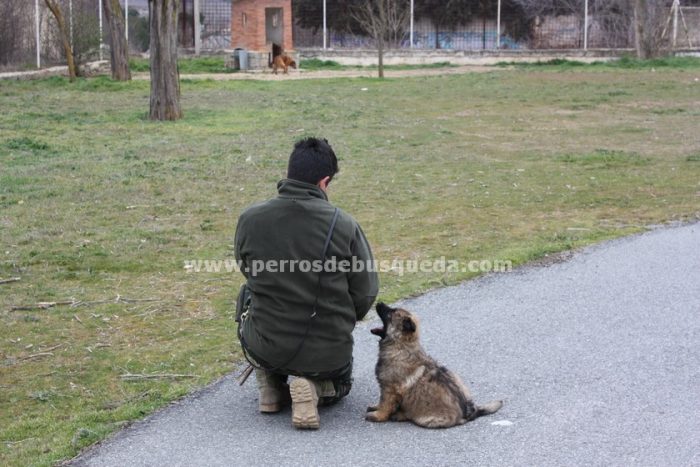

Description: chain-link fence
[0,0,232,72]
[200,0,231,50]
[3,1,700,73]
[0,0,145,72]
[1,0,102,72]
[291,0,700,52]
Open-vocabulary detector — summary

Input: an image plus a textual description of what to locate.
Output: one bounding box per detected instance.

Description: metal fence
[0,0,233,72]
[292,0,700,51]
[0,0,141,72]
[200,0,232,50]
[2,1,700,73]
[168,0,232,50]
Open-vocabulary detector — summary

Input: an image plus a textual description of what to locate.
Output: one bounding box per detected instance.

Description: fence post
[35,0,41,68]
[323,0,327,49]
[99,0,103,60]
[69,0,74,50]
[496,0,501,49]
[672,0,679,48]
[125,0,129,42]
[410,0,414,48]
[583,0,589,50]
[194,0,201,54]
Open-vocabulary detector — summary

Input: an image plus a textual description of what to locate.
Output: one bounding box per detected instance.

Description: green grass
[558,149,650,168]
[300,58,458,71]
[128,55,452,74]
[299,58,347,70]
[1,66,700,466]
[129,56,236,73]
[498,55,700,69]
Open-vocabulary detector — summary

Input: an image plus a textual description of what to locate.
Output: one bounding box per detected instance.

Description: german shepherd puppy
[367,302,503,428]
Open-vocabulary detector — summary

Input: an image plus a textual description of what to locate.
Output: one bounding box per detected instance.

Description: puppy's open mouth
[371,302,393,339]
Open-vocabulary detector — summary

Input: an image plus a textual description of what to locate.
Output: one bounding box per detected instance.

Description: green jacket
[235,179,379,375]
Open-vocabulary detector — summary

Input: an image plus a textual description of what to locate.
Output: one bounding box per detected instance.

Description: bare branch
[10,296,160,311]
[0,277,21,285]
[120,373,198,380]
[43,0,78,80]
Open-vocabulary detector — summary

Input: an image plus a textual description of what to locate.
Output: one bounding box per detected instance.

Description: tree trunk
[103,0,131,81]
[634,0,647,58]
[149,0,182,121]
[634,0,663,59]
[44,0,78,81]
[377,38,384,78]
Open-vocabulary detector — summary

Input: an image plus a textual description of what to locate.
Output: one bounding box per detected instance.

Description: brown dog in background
[367,302,503,428]
[272,54,296,74]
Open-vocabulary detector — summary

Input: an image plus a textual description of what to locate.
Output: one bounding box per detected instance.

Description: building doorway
[265,8,284,50]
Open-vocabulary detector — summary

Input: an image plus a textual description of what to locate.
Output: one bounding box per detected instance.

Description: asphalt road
[71,223,700,466]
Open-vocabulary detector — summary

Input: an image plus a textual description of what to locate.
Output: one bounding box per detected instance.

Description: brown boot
[255,369,290,413]
[290,377,320,429]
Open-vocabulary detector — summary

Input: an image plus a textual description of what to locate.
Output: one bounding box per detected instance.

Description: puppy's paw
[365,411,382,422]
[390,411,408,422]
[366,405,378,412]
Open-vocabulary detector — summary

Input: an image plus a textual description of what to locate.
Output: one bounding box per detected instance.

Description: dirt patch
[525,249,576,268]
[0,61,110,81]
[139,65,502,81]
[1,64,502,82]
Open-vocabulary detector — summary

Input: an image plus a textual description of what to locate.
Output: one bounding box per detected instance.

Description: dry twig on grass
[2,437,37,446]
[20,352,54,361]
[0,277,21,285]
[10,296,160,311]
[120,373,198,381]
[14,344,63,362]
[10,301,75,311]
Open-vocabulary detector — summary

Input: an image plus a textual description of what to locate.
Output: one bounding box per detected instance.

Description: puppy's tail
[471,400,503,420]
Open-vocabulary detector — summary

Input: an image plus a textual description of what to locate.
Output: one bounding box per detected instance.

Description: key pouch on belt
[235,283,251,323]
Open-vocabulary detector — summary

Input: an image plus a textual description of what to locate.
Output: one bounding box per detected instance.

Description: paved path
[71,223,700,466]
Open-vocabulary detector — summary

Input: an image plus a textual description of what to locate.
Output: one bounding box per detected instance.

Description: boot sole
[290,378,320,429]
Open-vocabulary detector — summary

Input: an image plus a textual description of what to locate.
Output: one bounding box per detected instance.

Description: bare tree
[44,0,78,81]
[0,2,31,69]
[148,0,182,121]
[513,0,672,56]
[350,0,411,78]
[103,0,131,80]
[633,0,669,58]
[588,0,634,49]
[71,2,102,70]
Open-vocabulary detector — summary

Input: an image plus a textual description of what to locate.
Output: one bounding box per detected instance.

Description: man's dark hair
[287,137,339,185]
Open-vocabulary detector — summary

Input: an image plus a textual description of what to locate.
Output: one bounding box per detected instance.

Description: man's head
[287,137,339,191]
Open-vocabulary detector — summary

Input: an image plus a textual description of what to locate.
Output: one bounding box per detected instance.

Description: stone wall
[226,50,299,71]
[297,48,630,67]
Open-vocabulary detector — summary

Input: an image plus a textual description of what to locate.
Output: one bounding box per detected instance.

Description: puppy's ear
[376,302,392,313]
[402,317,416,334]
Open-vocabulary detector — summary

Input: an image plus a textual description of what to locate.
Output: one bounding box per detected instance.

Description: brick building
[231,0,295,69]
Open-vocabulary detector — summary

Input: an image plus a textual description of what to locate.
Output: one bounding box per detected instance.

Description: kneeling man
[234,137,378,429]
